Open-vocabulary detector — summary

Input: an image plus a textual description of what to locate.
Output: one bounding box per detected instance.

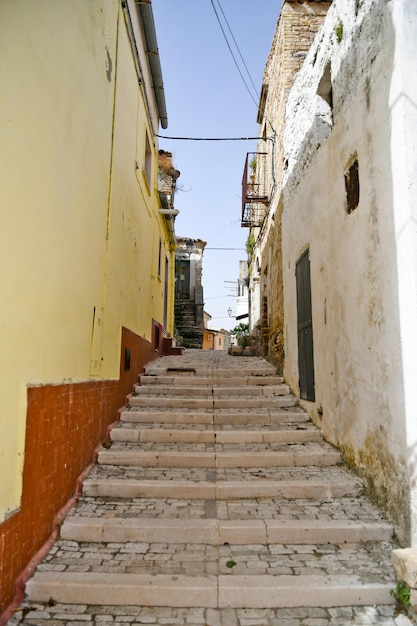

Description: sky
[152,0,283,330]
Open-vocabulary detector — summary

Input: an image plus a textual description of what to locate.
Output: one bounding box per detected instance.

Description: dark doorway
[175,259,190,299]
[163,256,169,329]
[296,249,315,401]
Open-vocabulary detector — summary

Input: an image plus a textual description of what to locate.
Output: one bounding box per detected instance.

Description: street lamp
[227,307,232,317]
[185,239,193,256]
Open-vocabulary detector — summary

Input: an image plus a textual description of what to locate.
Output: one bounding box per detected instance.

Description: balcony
[241,152,269,227]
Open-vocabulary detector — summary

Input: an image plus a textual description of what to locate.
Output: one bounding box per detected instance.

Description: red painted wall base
[0,327,155,616]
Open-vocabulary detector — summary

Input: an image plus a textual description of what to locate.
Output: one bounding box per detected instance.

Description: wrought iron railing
[241,152,269,227]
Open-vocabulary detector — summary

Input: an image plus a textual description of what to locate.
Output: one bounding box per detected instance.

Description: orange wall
[0,327,155,615]
[202,330,214,350]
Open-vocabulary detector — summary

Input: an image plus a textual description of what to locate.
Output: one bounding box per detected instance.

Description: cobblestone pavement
[20,537,394,580]
[5,352,415,626]
[83,463,363,484]
[7,603,413,626]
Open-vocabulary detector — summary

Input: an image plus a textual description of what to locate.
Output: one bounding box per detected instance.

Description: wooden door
[296,249,315,401]
[175,259,190,299]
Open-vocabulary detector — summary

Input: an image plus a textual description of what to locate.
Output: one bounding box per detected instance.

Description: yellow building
[0,0,177,612]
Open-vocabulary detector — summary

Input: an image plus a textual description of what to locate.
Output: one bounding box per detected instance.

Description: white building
[249,0,417,547]
[236,260,249,324]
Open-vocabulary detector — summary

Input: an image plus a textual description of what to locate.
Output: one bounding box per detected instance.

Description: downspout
[159,209,179,217]
[136,1,168,129]
[158,209,177,245]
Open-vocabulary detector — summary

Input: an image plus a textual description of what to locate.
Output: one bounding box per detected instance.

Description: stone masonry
[250,0,331,368]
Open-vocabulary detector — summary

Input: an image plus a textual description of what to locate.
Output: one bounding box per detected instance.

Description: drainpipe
[159,212,177,245]
[170,169,180,207]
[136,1,168,129]
[159,209,179,217]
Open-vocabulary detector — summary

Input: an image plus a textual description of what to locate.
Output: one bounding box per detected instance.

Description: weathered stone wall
[174,239,206,349]
[280,0,417,545]
[252,1,330,369]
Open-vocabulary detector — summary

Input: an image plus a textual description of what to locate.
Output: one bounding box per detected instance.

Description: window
[345,158,360,214]
[317,62,333,108]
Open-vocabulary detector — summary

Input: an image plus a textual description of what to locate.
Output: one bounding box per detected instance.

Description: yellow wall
[0,0,174,520]
[102,5,176,372]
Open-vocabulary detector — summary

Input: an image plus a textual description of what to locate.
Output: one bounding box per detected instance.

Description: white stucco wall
[249,256,261,331]
[281,0,417,544]
[236,260,249,321]
[389,0,417,546]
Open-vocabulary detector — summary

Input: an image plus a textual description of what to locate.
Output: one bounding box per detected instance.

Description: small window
[345,158,360,214]
[144,131,152,188]
[317,62,333,108]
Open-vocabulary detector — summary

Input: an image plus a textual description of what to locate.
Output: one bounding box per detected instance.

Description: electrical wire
[210,1,280,202]
[209,0,259,108]
[214,0,259,100]
[156,134,265,141]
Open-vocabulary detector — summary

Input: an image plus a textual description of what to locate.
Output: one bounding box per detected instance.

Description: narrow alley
[7,351,408,626]
[2,0,417,624]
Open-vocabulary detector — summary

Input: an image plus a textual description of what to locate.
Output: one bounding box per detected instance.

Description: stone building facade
[174,238,206,348]
[247,1,331,370]
[250,0,417,546]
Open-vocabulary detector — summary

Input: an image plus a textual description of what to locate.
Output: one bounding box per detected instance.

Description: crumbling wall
[255,1,331,371]
[280,0,413,544]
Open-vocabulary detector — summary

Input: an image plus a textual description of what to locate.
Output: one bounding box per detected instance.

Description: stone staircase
[11,351,400,625]
[174,301,204,348]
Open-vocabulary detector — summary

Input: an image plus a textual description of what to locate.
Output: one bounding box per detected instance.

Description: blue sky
[152,0,283,330]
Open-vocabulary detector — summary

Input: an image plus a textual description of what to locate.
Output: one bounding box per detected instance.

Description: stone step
[11,604,401,625]
[60,516,394,544]
[58,491,393,524]
[144,366,276,378]
[82,476,362,500]
[139,374,285,386]
[110,424,323,444]
[97,443,342,468]
[25,571,394,608]
[134,384,291,397]
[14,352,399,623]
[120,408,307,424]
[128,395,298,409]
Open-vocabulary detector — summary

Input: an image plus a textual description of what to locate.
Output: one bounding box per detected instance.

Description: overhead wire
[156,134,268,141]
[213,0,259,101]
[156,0,278,212]
[209,1,279,147]
[208,0,279,208]
[156,2,277,143]
[209,0,259,108]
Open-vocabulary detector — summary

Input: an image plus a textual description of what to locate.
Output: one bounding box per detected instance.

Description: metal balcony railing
[241,152,269,227]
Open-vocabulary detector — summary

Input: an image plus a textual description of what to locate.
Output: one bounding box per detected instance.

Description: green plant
[230,323,249,340]
[231,323,250,348]
[249,156,257,172]
[246,232,255,257]
[390,582,410,609]
[226,560,237,569]
[335,20,344,43]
